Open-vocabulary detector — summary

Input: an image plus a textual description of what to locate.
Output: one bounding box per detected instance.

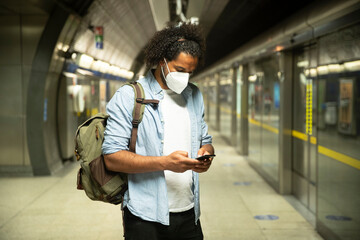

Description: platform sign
[95,26,103,49]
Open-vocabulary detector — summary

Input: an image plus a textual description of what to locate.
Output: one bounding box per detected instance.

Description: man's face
[162,52,198,77]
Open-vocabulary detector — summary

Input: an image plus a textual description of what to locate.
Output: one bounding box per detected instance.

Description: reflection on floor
[0,129,323,240]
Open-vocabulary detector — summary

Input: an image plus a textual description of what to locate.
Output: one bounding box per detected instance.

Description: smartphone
[196,154,216,161]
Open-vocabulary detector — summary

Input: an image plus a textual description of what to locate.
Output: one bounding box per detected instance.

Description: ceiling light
[248,75,257,82]
[79,54,94,69]
[317,66,328,75]
[344,60,360,71]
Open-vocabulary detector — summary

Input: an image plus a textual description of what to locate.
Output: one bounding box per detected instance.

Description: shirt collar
[146,70,163,95]
[181,84,192,98]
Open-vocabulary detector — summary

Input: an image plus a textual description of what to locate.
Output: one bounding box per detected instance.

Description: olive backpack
[75,82,159,204]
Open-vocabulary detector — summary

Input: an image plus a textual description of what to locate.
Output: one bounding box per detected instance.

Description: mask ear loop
[160,64,166,80]
[163,58,172,75]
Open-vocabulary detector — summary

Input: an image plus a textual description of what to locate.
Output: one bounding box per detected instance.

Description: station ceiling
[70,0,232,75]
[0,0,315,75]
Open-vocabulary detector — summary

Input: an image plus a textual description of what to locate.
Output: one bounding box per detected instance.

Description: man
[102,23,214,240]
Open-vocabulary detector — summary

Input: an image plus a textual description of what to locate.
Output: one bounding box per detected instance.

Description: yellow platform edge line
[248,118,261,126]
[318,146,360,170]
[254,123,360,170]
[215,107,359,170]
[262,123,279,134]
[219,106,232,114]
[292,130,308,141]
[248,118,279,134]
[291,131,317,145]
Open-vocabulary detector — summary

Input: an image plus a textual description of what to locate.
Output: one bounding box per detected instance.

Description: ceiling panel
[72,0,157,70]
[202,0,315,69]
[198,0,230,36]
[148,0,170,30]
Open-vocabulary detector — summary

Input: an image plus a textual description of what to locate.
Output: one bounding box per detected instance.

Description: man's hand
[166,151,201,173]
[193,144,215,173]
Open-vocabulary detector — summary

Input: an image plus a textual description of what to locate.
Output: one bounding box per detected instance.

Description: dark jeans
[123,208,203,240]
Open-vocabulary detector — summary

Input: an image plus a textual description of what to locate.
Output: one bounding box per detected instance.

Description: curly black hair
[145,23,206,68]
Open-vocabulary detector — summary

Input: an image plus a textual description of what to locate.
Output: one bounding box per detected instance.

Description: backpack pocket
[89,155,128,204]
[89,155,118,186]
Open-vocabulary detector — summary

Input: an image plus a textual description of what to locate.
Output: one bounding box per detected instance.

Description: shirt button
[161,140,164,144]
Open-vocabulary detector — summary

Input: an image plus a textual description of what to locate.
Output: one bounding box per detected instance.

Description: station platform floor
[0,129,324,240]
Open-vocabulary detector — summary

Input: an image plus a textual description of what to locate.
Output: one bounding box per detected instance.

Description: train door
[256,57,281,183]
[248,63,262,166]
[219,68,233,143]
[247,57,281,188]
[208,74,219,130]
[202,77,210,123]
[292,45,317,214]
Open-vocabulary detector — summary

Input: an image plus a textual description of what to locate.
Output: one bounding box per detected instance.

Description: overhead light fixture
[317,65,328,75]
[275,45,284,52]
[127,71,134,79]
[297,60,309,68]
[70,51,139,80]
[328,64,344,73]
[71,53,77,60]
[248,75,257,82]
[304,68,317,77]
[78,54,94,69]
[310,68,317,77]
[109,65,119,75]
[189,17,199,25]
[56,43,63,51]
[344,60,360,71]
[62,44,69,52]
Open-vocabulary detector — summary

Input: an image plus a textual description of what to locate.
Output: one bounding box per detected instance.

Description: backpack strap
[127,82,159,153]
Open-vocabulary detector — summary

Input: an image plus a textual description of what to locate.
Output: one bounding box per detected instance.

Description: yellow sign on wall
[306,81,313,135]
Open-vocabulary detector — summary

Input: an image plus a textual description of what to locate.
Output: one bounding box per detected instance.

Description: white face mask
[161,58,190,94]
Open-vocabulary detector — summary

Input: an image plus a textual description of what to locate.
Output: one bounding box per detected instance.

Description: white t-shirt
[161,89,194,213]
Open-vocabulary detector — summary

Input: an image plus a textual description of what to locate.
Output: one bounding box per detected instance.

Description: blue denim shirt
[102,70,212,225]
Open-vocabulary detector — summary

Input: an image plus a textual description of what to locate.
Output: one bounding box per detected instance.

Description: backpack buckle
[136,98,144,103]
[132,119,140,128]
